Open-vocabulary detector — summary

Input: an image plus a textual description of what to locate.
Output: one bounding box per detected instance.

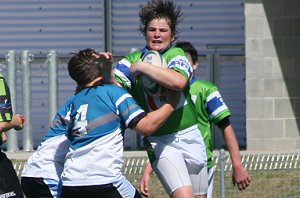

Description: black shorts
[0,152,24,198]
[60,184,142,198]
[21,177,53,198]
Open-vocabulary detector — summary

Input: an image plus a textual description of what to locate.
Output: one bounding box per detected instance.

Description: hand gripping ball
[140,50,167,97]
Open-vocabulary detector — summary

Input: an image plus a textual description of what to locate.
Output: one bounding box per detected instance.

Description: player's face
[145,18,174,53]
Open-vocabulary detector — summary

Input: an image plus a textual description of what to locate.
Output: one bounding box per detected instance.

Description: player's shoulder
[166,46,185,54]
[125,50,143,63]
[66,95,75,102]
[102,84,130,96]
[163,46,185,59]
[191,79,219,92]
[193,79,216,88]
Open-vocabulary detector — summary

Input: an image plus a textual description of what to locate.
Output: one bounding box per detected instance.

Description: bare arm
[134,103,174,136]
[131,62,187,90]
[139,162,153,197]
[134,90,180,136]
[0,114,24,132]
[222,124,251,190]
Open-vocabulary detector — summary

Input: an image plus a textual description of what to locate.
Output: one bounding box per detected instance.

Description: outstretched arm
[134,103,174,136]
[134,89,180,135]
[222,124,251,190]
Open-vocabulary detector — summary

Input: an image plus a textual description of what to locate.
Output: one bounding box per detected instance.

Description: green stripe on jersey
[0,79,7,96]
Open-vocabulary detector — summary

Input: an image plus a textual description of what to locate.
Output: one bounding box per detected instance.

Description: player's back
[61,84,144,186]
[68,84,133,147]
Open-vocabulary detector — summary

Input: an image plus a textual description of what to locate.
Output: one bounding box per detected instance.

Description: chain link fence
[10,150,300,198]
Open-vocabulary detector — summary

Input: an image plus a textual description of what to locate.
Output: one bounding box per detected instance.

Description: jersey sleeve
[114,88,146,129]
[113,59,132,90]
[114,51,142,90]
[163,47,193,81]
[0,73,13,123]
[205,84,231,124]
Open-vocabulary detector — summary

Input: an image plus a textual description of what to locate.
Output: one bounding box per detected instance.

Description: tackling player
[21,51,112,198]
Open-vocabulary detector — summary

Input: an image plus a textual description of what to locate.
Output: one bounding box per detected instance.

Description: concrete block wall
[245,0,300,151]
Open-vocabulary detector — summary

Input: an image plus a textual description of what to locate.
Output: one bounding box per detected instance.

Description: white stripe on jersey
[206,91,222,102]
[206,91,229,119]
[113,68,132,89]
[209,105,228,119]
[116,93,132,109]
[125,109,145,126]
[168,55,193,78]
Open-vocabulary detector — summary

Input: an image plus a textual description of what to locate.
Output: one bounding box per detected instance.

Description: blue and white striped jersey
[61,84,145,186]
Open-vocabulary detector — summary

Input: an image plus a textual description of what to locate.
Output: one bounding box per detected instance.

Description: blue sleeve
[113,86,145,128]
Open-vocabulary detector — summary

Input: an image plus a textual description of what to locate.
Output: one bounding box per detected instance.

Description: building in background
[1,0,298,151]
[245,0,300,150]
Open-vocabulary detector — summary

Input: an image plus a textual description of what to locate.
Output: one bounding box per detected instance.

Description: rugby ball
[140,51,167,97]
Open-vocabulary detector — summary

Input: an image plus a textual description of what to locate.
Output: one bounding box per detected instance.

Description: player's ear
[193,62,199,70]
[170,35,175,43]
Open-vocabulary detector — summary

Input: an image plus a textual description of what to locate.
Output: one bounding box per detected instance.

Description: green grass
[12,154,300,198]
[125,169,300,198]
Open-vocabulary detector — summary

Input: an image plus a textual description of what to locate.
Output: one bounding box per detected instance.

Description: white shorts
[145,125,207,195]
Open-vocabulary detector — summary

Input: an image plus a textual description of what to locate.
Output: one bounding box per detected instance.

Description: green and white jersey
[114,46,198,136]
[190,78,231,168]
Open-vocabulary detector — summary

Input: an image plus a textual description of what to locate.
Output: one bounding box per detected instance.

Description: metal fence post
[47,50,58,123]
[220,149,226,198]
[5,50,19,151]
[21,50,33,151]
[104,0,112,52]
[206,53,221,88]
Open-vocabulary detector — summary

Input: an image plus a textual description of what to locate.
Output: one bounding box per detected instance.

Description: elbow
[173,77,188,90]
[136,124,156,136]
[141,127,155,136]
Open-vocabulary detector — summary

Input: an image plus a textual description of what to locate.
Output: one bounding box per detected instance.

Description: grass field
[124,169,300,198]
[122,153,300,198]
[11,151,300,198]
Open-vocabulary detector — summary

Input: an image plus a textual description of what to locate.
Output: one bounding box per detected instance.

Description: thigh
[152,156,191,195]
[21,177,53,198]
[190,165,208,196]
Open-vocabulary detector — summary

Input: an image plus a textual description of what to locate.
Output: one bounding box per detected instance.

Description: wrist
[232,161,243,170]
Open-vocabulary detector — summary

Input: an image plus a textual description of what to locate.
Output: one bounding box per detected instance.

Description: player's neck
[85,76,103,87]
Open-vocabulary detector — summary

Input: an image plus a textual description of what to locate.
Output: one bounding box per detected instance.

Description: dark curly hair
[139,0,183,40]
[68,48,110,87]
